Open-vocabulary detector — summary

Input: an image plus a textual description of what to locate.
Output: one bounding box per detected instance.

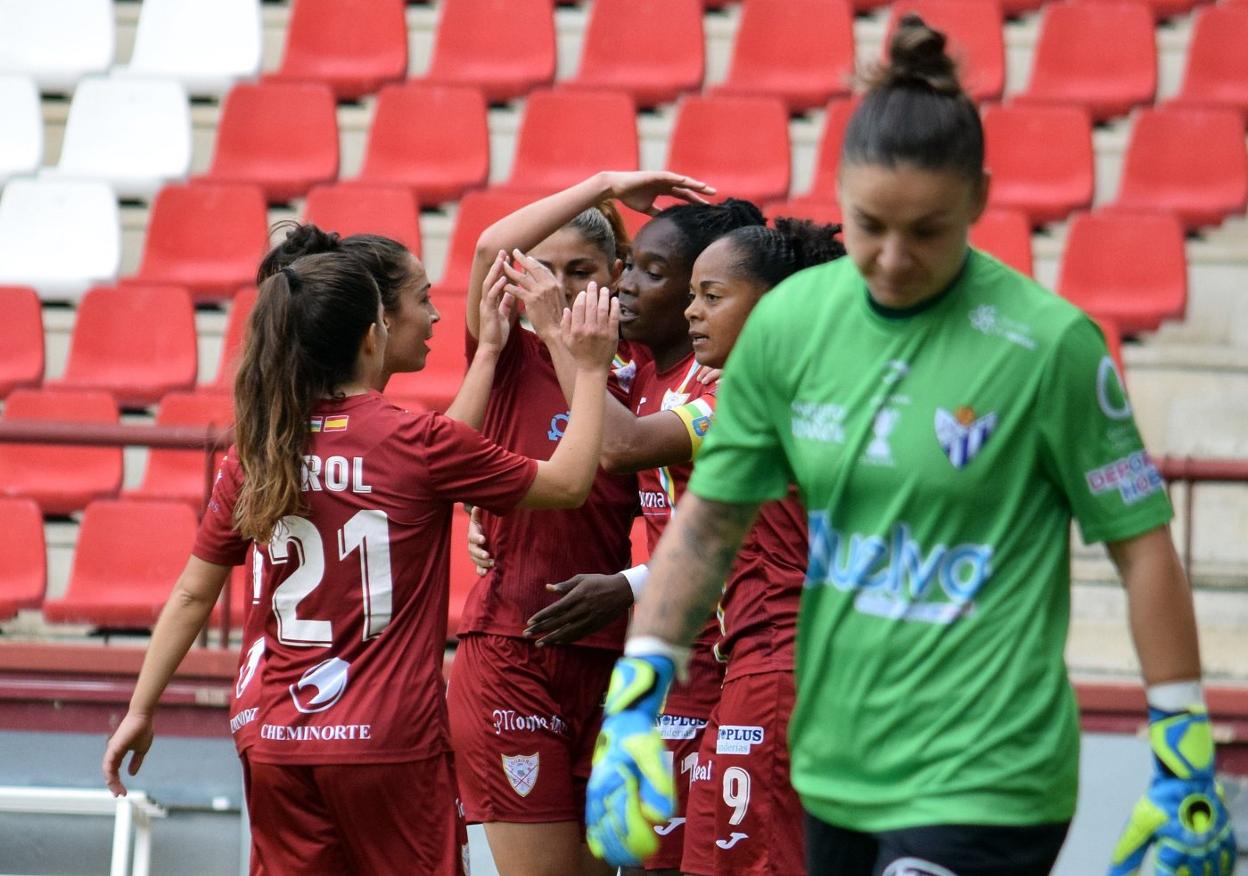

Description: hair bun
[877,14,962,96]
[721,197,766,228]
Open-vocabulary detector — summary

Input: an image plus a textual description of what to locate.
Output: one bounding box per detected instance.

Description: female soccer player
[102,251,621,875]
[585,17,1237,876]
[505,195,768,876]
[677,220,845,876]
[446,171,719,876]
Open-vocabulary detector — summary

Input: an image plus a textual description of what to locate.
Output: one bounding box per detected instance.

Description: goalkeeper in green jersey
[584,14,1237,876]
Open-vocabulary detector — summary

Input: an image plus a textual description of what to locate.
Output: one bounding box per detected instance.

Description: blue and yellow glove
[585,654,677,866]
[1109,705,1238,875]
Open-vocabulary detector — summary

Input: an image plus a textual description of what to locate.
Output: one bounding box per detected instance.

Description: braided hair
[720,218,846,289]
[651,198,767,267]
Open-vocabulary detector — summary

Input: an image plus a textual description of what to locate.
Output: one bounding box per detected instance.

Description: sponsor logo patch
[791,401,847,444]
[547,411,569,441]
[289,657,350,714]
[501,753,540,797]
[656,714,707,740]
[968,304,1037,350]
[934,406,997,469]
[236,637,265,697]
[716,725,765,755]
[1096,356,1133,421]
[1085,451,1163,505]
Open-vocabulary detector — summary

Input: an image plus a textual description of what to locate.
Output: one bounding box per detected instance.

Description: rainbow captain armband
[671,398,715,457]
[1108,701,1238,875]
[585,653,677,866]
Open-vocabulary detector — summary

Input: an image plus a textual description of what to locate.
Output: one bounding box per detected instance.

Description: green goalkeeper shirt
[687,249,1173,831]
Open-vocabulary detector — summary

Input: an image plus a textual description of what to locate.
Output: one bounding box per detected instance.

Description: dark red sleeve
[419,414,539,514]
[192,448,251,566]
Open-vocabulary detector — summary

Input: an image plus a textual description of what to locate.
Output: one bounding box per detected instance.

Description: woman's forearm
[443,345,500,429]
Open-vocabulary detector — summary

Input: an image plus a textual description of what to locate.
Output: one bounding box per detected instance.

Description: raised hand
[501,249,564,339]
[562,282,619,371]
[477,251,516,353]
[524,573,633,646]
[102,712,155,797]
[601,171,717,216]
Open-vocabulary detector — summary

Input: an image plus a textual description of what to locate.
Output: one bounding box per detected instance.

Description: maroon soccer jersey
[194,392,537,765]
[458,327,642,650]
[715,491,807,681]
[630,352,723,718]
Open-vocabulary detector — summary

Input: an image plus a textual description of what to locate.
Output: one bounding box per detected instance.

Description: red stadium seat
[202,82,339,203]
[131,183,268,303]
[1015,2,1156,122]
[1073,0,1200,21]
[503,89,639,193]
[883,0,1005,102]
[303,184,423,254]
[1111,107,1247,231]
[447,504,477,635]
[432,190,539,299]
[125,390,234,509]
[970,208,1033,277]
[0,498,45,621]
[983,103,1094,225]
[382,292,468,411]
[269,0,407,100]
[0,286,43,398]
[0,389,122,515]
[998,0,1045,15]
[55,284,197,407]
[424,0,555,104]
[712,0,855,113]
[214,286,258,391]
[43,499,197,628]
[666,95,791,205]
[785,99,857,208]
[566,0,704,108]
[354,82,489,207]
[1169,6,1248,119]
[1057,210,1187,334]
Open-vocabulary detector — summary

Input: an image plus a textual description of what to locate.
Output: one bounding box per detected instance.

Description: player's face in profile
[617,216,694,347]
[383,254,438,374]
[529,226,616,309]
[838,162,986,309]
[686,238,767,369]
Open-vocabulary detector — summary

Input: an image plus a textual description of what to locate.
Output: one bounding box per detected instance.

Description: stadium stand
[52,284,198,408]
[1111,107,1248,232]
[353,82,490,207]
[303,183,424,255]
[202,81,339,204]
[128,183,268,303]
[0,389,122,516]
[423,0,555,104]
[213,287,258,393]
[983,103,1095,226]
[431,189,539,299]
[268,0,408,101]
[0,178,120,300]
[502,89,639,194]
[763,97,855,218]
[882,0,1005,102]
[0,498,45,622]
[120,0,261,98]
[0,0,113,94]
[0,75,41,184]
[124,390,234,510]
[0,286,44,399]
[710,0,855,113]
[666,94,792,205]
[1015,1,1157,122]
[1057,210,1188,334]
[564,0,704,108]
[1168,5,1248,118]
[50,75,191,201]
[42,499,198,628]
[969,208,1034,277]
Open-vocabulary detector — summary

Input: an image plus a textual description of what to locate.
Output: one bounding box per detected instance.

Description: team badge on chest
[501,753,540,797]
[935,406,997,469]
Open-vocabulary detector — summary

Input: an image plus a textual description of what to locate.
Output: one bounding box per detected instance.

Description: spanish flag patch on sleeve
[672,398,715,457]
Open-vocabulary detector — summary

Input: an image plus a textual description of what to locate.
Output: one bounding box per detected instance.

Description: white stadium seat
[48,76,192,200]
[121,0,262,97]
[0,0,114,93]
[0,178,120,300]
[0,75,42,184]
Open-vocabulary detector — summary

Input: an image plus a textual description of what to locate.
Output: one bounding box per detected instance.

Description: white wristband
[1146,680,1205,713]
[620,564,649,601]
[625,635,691,683]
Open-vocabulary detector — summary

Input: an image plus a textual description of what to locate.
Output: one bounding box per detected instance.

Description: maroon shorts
[639,710,710,870]
[243,752,467,876]
[446,633,618,824]
[681,670,805,876]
